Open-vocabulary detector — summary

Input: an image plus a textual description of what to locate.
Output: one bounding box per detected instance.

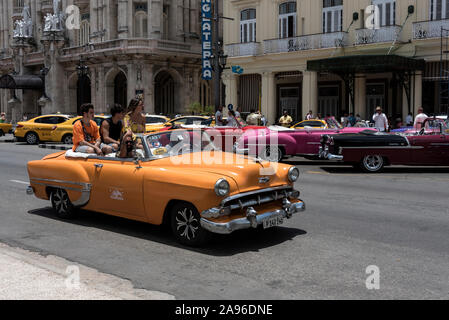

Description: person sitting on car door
[73,103,104,156]
[101,104,124,154]
[414,108,428,130]
[117,130,145,159]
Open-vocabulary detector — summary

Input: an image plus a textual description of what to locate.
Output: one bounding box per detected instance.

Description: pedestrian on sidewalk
[372,106,389,132]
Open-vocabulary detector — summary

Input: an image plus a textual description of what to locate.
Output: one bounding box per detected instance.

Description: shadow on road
[28,207,307,257]
[320,166,449,174]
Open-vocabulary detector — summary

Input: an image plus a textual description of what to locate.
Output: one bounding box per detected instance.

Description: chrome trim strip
[342,146,424,150]
[29,179,91,207]
[30,178,87,187]
[430,143,449,146]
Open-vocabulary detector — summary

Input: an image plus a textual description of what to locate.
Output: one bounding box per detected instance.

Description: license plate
[263,215,284,229]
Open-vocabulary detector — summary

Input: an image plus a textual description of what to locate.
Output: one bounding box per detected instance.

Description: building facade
[0,0,216,123]
[223,0,449,125]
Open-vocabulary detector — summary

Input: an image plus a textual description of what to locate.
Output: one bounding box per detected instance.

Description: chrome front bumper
[318,146,343,161]
[200,200,305,235]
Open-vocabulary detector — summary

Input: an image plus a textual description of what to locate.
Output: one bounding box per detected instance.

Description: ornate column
[354,74,366,119]
[127,63,136,105]
[223,72,237,112]
[261,72,276,125]
[117,0,128,39]
[414,71,423,115]
[143,63,154,114]
[302,71,318,118]
[150,0,162,39]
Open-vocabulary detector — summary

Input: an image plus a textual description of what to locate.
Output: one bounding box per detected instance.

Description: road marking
[306,171,329,175]
[10,180,29,185]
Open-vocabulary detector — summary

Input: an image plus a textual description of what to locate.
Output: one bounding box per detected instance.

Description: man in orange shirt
[72,103,104,155]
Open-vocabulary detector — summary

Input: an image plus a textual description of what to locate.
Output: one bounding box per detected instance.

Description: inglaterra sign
[201,0,213,80]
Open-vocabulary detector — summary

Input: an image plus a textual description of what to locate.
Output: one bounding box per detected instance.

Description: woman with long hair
[123,97,146,135]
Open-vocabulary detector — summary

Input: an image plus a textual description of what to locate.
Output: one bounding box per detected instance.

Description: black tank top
[101,118,123,143]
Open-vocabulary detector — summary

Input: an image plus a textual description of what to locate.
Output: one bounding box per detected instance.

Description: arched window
[323,0,343,33]
[279,2,296,38]
[79,20,90,46]
[134,11,148,38]
[240,9,256,43]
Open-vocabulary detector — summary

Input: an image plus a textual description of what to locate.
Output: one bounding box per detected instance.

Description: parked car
[235,118,377,162]
[319,118,449,173]
[0,122,13,136]
[14,114,73,144]
[51,115,110,144]
[145,114,170,133]
[291,119,327,129]
[26,129,305,246]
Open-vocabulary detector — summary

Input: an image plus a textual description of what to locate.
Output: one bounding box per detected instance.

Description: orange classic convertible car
[27,130,305,246]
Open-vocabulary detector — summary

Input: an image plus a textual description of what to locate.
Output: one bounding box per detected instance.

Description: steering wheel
[419,128,426,136]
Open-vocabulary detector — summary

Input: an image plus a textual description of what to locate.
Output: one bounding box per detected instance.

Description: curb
[39,144,71,150]
[0,139,16,143]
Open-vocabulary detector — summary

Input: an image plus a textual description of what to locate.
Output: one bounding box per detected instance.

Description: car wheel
[170,202,209,246]
[62,134,73,145]
[261,146,284,162]
[360,155,384,173]
[50,188,77,219]
[0,129,4,137]
[25,132,39,145]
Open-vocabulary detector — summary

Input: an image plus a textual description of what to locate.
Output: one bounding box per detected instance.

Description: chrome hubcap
[176,208,198,240]
[364,155,383,171]
[64,136,72,144]
[52,189,69,213]
[27,134,37,144]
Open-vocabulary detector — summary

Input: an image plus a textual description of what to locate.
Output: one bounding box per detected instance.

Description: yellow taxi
[145,115,170,133]
[14,114,73,145]
[51,115,110,144]
[291,119,327,129]
[0,123,13,136]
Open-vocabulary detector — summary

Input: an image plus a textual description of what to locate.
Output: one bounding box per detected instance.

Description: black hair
[110,104,124,116]
[80,103,94,116]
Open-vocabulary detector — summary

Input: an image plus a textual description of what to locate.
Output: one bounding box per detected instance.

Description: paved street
[0,138,448,299]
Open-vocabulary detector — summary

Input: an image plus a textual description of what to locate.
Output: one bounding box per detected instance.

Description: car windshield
[144,130,218,159]
[325,117,343,129]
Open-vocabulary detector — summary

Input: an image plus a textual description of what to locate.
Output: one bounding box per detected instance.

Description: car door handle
[94,164,103,168]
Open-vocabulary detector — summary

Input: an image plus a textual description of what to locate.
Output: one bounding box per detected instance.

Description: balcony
[354,26,402,45]
[61,38,201,59]
[225,42,261,57]
[40,0,53,14]
[263,32,347,54]
[413,19,449,40]
[12,6,23,19]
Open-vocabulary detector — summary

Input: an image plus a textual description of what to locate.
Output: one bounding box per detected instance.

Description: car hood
[147,151,291,193]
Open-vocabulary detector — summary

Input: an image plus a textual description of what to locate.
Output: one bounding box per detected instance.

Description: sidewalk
[0,242,175,300]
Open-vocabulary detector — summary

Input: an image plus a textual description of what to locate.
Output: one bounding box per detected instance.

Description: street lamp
[76,58,89,115]
[210,49,228,109]
[76,58,89,78]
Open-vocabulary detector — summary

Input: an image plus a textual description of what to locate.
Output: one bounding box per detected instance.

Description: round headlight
[214,178,230,197]
[288,167,300,182]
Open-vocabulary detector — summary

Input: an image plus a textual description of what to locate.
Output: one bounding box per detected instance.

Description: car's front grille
[221,186,299,211]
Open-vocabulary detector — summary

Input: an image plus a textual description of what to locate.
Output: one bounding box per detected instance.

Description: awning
[307,55,425,74]
[0,74,44,90]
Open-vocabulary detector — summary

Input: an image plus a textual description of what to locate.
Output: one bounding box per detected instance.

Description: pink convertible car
[235,118,377,162]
